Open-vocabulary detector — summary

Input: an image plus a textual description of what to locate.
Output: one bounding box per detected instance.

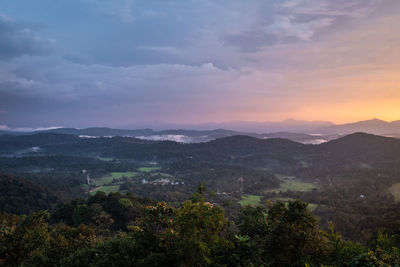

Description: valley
[2,131,400,242]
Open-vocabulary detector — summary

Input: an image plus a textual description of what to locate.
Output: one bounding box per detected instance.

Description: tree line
[2,188,400,266]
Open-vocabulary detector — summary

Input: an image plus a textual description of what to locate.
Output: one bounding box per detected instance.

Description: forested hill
[318,132,400,153]
[1,131,400,164]
[0,173,60,214]
[311,132,400,167]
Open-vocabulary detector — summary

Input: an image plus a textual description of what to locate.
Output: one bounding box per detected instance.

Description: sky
[0,0,400,129]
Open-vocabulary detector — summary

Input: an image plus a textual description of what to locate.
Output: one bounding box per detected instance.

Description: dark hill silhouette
[311,132,400,167]
[0,133,81,153]
[43,127,155,136]
[204,135,306,153]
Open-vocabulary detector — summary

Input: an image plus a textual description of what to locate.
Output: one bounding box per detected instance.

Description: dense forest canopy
[2,190,400,266]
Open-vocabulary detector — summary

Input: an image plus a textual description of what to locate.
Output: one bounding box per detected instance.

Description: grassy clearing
[138,167,161,172]
[90,185,121,195]
[98,157,114,162]
[239,195,262,207]
[272,197,318,211]
[277,174,304,179]
[280,180,316,192]
[389,183,400,201]
[300,161,309,168]
[93,172,138,186]
[308,203,318,212]
[80,184,89,190]
[359,162,372,169]
[110,172,138,179]
[273,174,316,193]
[151,172,173,178]
[98,185,121,194]
[274,197,295,202]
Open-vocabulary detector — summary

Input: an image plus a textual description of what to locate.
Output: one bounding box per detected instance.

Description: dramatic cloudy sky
[0,0,399,128]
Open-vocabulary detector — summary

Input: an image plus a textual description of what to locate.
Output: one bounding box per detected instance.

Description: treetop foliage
[2,191,400,266]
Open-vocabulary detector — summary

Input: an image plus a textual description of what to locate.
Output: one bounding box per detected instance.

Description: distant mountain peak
[317,118,400,135]
[363,118,387,123]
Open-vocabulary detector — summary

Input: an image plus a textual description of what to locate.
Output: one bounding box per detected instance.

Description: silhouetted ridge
[321,132,399,148]
[0,133,80,151]
[318,119,400,134]
[204,135,306,156]
[209,135,302,146]
[312,132,400,167]
[44,127,155,136]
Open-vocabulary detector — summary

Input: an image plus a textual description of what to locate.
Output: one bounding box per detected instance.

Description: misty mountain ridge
[188,119,334,133]
[2,118,400,144]
[0,127,333,144]
[317,118,400,135]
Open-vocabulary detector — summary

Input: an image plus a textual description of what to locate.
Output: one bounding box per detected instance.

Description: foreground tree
[4,191,400,266]
[172,199,232,266]
[236,200,327,266]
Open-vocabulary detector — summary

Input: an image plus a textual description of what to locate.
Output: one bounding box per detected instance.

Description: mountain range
[1,118,400,144]
[317,118,400,135]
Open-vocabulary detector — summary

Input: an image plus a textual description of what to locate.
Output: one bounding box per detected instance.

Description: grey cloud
[136,46,182,55]
[0,52,288,127]
[280,0,384,17]
[224,31,278,52]
[271,0,385,40]
[264,16,334,41]
[0,55,244,121]
[86,0,136,23]
[223,0,384,51]
[0,14,52,60]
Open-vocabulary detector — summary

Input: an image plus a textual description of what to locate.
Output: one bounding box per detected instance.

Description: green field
[239,195,262,206]
[90,185,121,195]
[93,172,138,186]
[274,197,295,202]
[280,180,316,192]
[81,184,89,190]
[110,172,138,179]
[308,203,318,212]
[138,167,161,172]
[273,197,318,211]
[151,172,173,178]
[274,174,316,193]
[98,157,114,162]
